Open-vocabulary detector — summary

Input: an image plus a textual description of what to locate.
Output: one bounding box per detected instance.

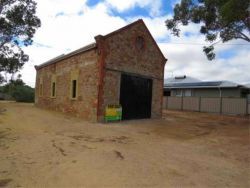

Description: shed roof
[35,42,96,69]
[164,76,245,89]
[164,76,201,84]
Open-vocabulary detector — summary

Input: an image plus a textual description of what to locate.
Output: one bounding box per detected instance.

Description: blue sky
[19,0,250,86]
[86,0,174,17]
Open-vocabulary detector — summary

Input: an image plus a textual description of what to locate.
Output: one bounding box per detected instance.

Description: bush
[0,77,35,103]
[12,85,34,103]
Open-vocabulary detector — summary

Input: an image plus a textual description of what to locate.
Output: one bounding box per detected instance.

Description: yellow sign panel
[105,105,122,122]
[106,108,117,116]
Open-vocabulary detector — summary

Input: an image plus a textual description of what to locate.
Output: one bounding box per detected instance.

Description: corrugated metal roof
[164,76,201,84]
[164,76,245,89]
[35,42,96,69]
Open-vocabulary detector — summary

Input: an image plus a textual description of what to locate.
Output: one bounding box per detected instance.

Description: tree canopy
[165,0,250,60]
[0,74,34,102]
[0,0,41,82]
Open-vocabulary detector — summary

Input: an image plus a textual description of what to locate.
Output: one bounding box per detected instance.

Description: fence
[163,96,249,115]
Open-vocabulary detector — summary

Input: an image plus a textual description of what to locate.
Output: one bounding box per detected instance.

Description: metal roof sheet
[164,76,201,84]
[35,42,96,69]
[164,80,244,89]
[165,81,222,87]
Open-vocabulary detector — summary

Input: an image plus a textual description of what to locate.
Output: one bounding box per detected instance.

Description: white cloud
[33,2,126,50]
[20,0,128,87]
[161,24,250,84]
[18,0,249,87]
[35,0,88,17]
[126,15,172,41]
[104,0,163,16]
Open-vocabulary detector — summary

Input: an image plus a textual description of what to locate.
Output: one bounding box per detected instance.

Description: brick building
[35,19,167,122]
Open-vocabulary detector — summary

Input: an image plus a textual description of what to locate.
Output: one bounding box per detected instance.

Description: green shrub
[12,85,34,103]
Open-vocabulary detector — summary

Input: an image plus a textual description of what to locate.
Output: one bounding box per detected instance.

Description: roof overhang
[164,86,243,89]
[35,43,97,70]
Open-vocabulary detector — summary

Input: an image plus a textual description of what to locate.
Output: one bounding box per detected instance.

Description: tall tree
[0,0,41,82]
[165,0,250,60]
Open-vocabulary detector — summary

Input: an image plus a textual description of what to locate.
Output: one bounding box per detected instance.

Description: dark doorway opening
[120,74,153,120]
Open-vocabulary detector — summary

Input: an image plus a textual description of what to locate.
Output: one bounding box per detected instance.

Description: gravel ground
[0,102,249,187]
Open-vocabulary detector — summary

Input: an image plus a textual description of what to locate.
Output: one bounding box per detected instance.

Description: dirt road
[0,102,249,187]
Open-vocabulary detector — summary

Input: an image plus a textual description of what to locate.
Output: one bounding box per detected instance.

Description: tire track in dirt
[51,140,67,156]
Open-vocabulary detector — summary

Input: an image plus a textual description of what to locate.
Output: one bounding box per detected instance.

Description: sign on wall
[105,105,122,122]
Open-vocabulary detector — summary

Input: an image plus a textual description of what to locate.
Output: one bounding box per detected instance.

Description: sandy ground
[0,102,249,188]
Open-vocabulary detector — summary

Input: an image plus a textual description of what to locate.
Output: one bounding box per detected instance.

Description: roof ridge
[103,19,143,38]
[101,19,166,62]
[35,20,144,70]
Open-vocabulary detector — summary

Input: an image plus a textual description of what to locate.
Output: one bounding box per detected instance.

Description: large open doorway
[120,74,153,120]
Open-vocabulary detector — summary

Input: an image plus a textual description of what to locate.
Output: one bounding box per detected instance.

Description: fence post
[199,97,201,112]
[220,97,223,114]
[181,96,183,111]
[166,97,168,109]
[246,98,248,115]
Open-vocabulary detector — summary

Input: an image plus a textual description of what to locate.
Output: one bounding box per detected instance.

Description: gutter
[164,86,241,89]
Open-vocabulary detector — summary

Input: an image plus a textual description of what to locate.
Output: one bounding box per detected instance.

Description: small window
[70,70,79,99]
[52,82,56,97]
[71,79,77,99]
[184,90,192,97]
[176,90,182,97]
[51,75,56,98]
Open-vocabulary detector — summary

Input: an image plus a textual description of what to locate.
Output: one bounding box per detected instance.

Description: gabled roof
[104,19,167,62]
[35,19,167,70]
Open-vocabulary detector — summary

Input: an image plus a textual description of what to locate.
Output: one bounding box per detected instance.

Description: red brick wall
[35,50,99,122]
[98,21,166,121]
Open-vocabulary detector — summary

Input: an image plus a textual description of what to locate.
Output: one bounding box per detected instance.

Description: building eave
[164,86,244,89]
[35,43,97,70]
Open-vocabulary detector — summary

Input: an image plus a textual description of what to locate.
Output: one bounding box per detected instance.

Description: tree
[165,0,250,60]
[12,85,34,102]
[1,74,34,102]
[0,0,41,82]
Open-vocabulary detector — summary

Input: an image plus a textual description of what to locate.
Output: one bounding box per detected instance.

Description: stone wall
[35,49,99,122]
[99,21,165,121]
